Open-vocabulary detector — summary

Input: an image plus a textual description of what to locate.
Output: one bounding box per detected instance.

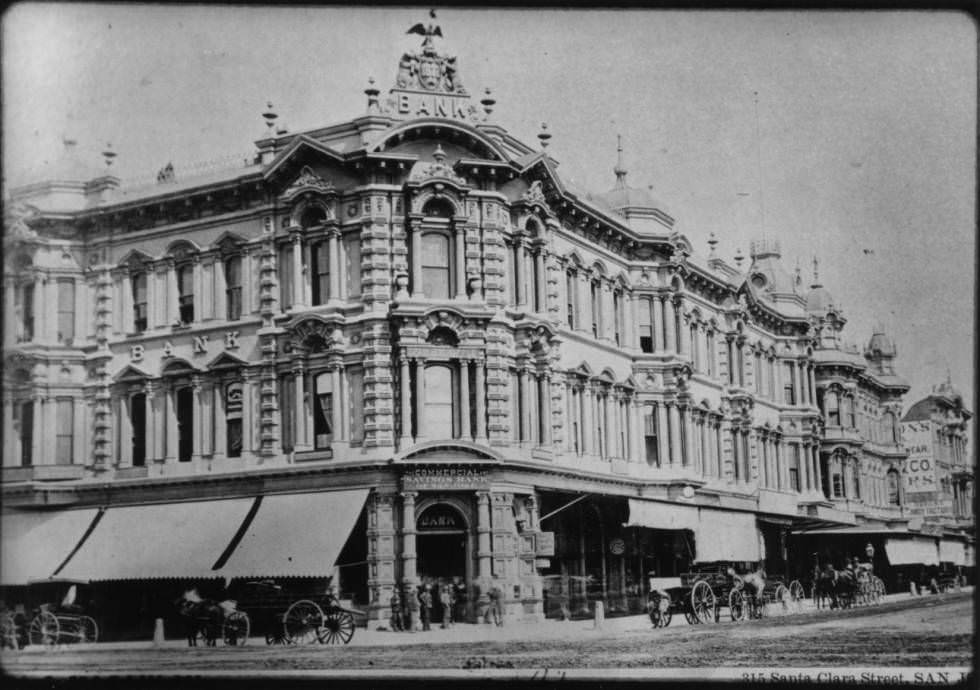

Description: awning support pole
[539,494,589,523]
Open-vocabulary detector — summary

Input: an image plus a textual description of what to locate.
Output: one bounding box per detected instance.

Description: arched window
[313,372,333,450]
[826,391,840,426]
[425,364,455,439]
[132,272,148,332]
[422,232,451,299]
[176,264,194,325]
[886,470,900,506]
[844,396,855,428]
[639,297,653,353]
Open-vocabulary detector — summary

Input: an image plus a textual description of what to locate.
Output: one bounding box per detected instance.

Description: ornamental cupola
[599,135,673,235]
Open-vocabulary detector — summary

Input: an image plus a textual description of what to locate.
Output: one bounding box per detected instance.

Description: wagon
[230,579,358,645]
[24,579,99,647]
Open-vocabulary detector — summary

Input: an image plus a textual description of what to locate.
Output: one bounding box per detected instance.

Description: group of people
[388,579,506,630]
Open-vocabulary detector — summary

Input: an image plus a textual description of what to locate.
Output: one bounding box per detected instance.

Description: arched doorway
[416,502,470,623]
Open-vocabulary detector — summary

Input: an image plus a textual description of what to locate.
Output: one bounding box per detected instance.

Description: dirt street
[2,592,972,674]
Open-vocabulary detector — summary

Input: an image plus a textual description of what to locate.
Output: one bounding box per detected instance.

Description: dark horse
[812,564,858,610]
[176,589,223,647]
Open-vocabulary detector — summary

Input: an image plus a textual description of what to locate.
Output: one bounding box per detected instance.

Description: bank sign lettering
[903,425,936,493]
[391,91,477,122]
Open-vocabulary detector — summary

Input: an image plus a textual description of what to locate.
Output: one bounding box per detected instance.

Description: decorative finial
[538,122,551,149]
[733,247,744,269]
[481,87,495,121]
[812,256,820,285]
[102,142,117,168]
[262,101,278,133]
[614,134,627,185]
[433,143,446,164]
[407,9,443,53]
[708,232,718,257]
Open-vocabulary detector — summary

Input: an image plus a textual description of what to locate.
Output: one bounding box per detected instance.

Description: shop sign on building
[903,425,937,494]
[536,531,555,557]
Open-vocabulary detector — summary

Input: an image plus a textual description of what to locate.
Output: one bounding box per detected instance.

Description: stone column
[677,299,690,358]
[577,273,589,332]
[115,395,131,468]
[212,380,226,461]
[2,400,15,466]
[34,397,48,464]
[328,365,342,443]
[651,296,664,352]
[663,297,676,354]
[241,371,254,456]
[328,231,341,302]
[533,248,546,312]
[459,359,471,440]
[189,377,203,463]
[455,225,467,299]
[514,241,526,306]
[814,447,824,497]
[476,491,492,597]
[582,384,594,456]
[796,362,806,407]
[400,491,418,627]
[632,399,644,462]
[166,262,179,326]
[145,381,160,462]
[291,235,304,308]
[699,415,709,476]
[540,374,552,446]
[668,403,682,467]
[808,366,817,406]
[523,247,534,308]
[293,363,309,452]
[414,359,427,442]
[475,362,487,443]
[656,403,669,468]
[240,248,253,315]
[399,356,413,448]
[212,257,226,321]
[410,222,423,297]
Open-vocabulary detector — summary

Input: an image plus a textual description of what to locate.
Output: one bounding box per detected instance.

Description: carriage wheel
[788,580,805,611]
[223,611,250,646]
[283,600,323,645]
[649,597,672,628]
[317,610,355,645]
[770,585,790,616]
[873,577,886,603]
[690,581,716,625]
[1,612,20,650]
[728,589,746,622]
[29,611,59,647]
[78,616,99,644]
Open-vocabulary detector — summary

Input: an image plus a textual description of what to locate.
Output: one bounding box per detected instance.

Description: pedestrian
[389,589,403,632]
[439,585,453,629]
[418,584,433,631]
[452,578,466,623]
[488,582,503,626]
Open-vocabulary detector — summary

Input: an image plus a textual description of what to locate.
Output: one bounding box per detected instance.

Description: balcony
[821,425,863,446]
[2,465,86,483]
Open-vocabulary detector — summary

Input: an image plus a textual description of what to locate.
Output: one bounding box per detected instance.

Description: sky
[2,5,976,414]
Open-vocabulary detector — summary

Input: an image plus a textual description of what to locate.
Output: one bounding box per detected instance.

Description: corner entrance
[416,502,469,623]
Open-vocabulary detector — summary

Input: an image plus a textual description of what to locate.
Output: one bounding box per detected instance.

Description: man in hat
[389,589,403,632]
[418,584,433,631]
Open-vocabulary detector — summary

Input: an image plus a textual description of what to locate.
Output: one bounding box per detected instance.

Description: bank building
[2,17,973,637]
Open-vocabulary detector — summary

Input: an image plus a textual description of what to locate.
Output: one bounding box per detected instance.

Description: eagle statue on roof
[407,9,442,52]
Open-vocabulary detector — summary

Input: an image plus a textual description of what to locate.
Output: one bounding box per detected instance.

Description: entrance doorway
[416,503,469,623]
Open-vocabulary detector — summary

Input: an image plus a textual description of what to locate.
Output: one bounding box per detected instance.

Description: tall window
[56,279,75,343]
[826,392,840,426]
[131,392,146,467]
[590,280,600,338]
[226,382,243,458]
[177,265,194,325]
[278,244,293,311]
[831,460,844,498]
[565,270,576,328]
[18,401,33,466]
[225,256,242,321]
[639,298,653,353]
[736,343,745,387]
[705,332,714,376]
[852,463,861,499]
[886,470,901,506]
[767,358,775,398]
[690,324,699,370]
[731,430,740,481]
[422,233,451,299]
[510,243,521,305]
[511,371,522,442]
[132,273,148,332]
[312,241,330,305]
[55,399,73,465]
[313,372,333,450]
[279,374,295,452]
[425,364,455,439]
[645,411,659,466]
[176,386,193,462]
[348,366,364,443]
[783,363,796,405]
[754,352,763,394]
[789,443,801,492]
[884,412,898,443]
[727,340,736,385]
[19,284,35,341]
[345,235,361,298]
[845,397,856,429]
[613,290,622,346]
[531,250,542,312]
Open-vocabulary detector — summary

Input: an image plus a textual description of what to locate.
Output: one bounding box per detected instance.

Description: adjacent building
[2,16,972,636]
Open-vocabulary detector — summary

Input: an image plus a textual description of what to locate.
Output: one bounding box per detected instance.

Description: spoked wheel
[729,589,746,622]
[283,600,323,645]
[29,611,59,647]
[78,616,99,644]
[690,580,716,624]
[788,580,806,611]
[223,611,250,646]
[317,610,355,645]
[771,584,790,615]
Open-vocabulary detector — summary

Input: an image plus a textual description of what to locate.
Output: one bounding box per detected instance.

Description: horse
[727,566,767,618]
[812,564,836,610]
[175,589,223,647]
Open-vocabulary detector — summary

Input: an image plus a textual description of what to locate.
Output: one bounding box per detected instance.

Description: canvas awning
[57,498,257,581]
[696,509,761,563]
[939,540,966,566]
[626,499,699,531]
[214,489,369,579]
[884,538,940,566]
[1,509,101,585]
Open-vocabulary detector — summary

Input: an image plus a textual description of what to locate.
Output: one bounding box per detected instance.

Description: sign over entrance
[417,504,465,531]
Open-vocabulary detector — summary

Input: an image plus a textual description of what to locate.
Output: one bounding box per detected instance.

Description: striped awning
[1,509,101,585]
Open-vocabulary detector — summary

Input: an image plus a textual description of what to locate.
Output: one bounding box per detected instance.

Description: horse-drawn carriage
[811,561,883,610]
[647,564,806,628]
[23,580,99,647]
[176,579,358,647]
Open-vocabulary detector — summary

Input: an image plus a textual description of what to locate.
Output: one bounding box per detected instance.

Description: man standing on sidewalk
[487,582,503,626]
[440,585,454,629]
[419,584,433,631]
